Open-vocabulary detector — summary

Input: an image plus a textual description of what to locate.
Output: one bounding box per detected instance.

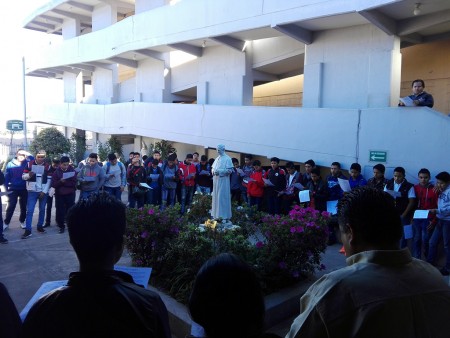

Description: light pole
[22,56,28,148]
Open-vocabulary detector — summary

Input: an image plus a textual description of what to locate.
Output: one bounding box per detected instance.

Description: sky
[0,1,63,128]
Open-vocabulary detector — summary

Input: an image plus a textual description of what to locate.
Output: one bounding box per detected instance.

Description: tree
[153,140,176,160]
[69,132,86,165]
[97,135,124,161]
[29,127,70,160]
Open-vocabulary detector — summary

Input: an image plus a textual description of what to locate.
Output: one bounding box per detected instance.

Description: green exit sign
[6,120,24,131]
[369,151,387,162]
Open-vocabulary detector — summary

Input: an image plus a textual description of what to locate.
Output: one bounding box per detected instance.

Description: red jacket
[178,161,196,187]
[247,170,265,198]
[414,183,438,223]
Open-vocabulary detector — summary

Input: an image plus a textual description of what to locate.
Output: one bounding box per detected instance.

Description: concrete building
[23,0,450,180]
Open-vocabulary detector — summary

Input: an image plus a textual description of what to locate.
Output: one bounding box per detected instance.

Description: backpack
[106,161,124,179]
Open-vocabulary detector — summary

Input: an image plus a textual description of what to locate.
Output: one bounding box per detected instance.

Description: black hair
[373,163,385,174]
[153,150,161,155]
[418,168,430,176]
[168,153,177,161]
[67,193,126,265]
[244,154,253,160]
[337,187,402,247]
[107,153,117,161]
[411,79,425,87]
[331,162,341,168]
[60,156,70,163]
[270,157,280,164]
[436,171,450,183]
[285,161,295,169]
[193,152,199,156]
[305,159,315,167]
[350,163,361,172]
[188,253,264,338]
[152,158,159,166]
[232,158,239,164]
[253,160,261,166]
[52,157,60,164]
[142,155,148,161]
[394,167,405,175]
[311,167,321,176]
[200,155,208,162]
[88,153,98,159]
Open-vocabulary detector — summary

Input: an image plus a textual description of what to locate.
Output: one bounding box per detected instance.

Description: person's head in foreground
[189,253,265,338]
[337,186,402,256]
[67,192,126,271]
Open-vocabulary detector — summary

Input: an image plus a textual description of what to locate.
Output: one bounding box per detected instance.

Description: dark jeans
[45,195,53,225]
[146,186,162,206]
[128,191,144,209]
[181,185,195,213]
[4,189,28,224]
[231,188,241,205]
[267,195,281,215]
[104,186,123,201]
[249,196,262,211]
[55,193,76,230]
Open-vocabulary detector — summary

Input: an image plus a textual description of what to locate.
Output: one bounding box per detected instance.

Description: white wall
[119,77,136,102]
[30,102,450,177]
[303,24,401,109]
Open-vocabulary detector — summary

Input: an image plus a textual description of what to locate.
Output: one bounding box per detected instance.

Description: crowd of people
[1,148,449,275]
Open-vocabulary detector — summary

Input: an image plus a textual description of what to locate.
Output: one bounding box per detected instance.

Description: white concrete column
[62,18,80,39]
[92,65,117,104]
[92,3,117,31]
[199,45,253,105]
[76,72,84,103]
[303,24,401,109]
[63,72,78,103]
[135,58,166,102]
[197,82,209,104]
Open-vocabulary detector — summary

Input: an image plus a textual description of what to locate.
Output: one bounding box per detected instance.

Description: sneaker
[20,223,26,229]
[440,268,450,276]
[37,227,46,233]
[21,230,32,239]
[43,223,51,228]
[58,228,65,234]
[2,223,8,231]
[0,237,8,244]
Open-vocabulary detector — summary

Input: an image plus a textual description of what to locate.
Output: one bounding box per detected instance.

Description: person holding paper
[399,79,434,108]
[384,167,416,248]
[178,153,197,214]
[195,155,212,195]
[301,159,316,186]
[326,162,347,245]
[51,156,77,234]
[145,158,163,206]
[306,168,328,212]
[247,160,265,211]
[3,149,32,231]
[286,187,450,338]
[263,157,286,215]
[240,154,254,204]
[367,163,388,191]
[77,153,106,200]
[127,157,146,209]
[22,193,171,338]
[428,171,450,276]
[43,157,60,228]
[21,150,52,239]
[279,162,301,214]
[348,163,367,189]
[103,153,127,202]
[412,168,438,260]
[230,158,243,204]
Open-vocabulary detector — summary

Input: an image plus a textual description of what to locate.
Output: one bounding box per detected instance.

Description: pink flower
[148,209,155,215]
[141,231,149,239]
[255,241,264,248]
[321,211,331,218]
[290,227,296,234]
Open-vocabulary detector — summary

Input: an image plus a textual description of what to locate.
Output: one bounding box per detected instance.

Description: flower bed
[125,195,330,304]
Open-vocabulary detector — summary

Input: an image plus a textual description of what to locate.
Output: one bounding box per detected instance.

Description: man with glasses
[21,150,52,239]
[3,149,32,231]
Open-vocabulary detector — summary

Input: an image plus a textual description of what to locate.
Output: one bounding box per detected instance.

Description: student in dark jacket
[307,167,328,212]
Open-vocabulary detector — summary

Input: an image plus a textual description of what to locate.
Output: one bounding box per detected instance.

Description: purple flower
[278,261,287,269]
[148,209,155,215]
[170,226,179,234]
[296,226,304,233]
[290,227,296,234]
[321,211,331,218]
[264,231,272,238]
[141,231,149,239]
[255,241,264,248]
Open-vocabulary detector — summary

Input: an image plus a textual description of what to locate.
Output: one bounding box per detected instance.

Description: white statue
[211,144,233,220]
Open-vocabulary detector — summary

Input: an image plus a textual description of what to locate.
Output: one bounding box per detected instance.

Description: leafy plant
[29,127,70,160]
[97,135,123,161]
[69,132,86,165]
[153,140,176,160]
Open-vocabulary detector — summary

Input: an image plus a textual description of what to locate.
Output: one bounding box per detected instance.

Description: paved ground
[1,196,448,337]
